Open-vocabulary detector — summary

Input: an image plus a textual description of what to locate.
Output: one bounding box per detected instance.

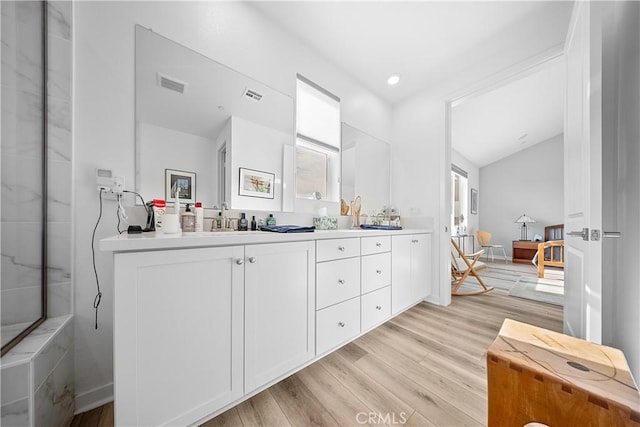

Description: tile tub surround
[1,315,74,427]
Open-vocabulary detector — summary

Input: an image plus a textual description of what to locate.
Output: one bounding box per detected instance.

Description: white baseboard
[74,382,113,414]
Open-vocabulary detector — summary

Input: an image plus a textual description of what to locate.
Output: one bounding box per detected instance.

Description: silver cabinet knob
[338,279,345,284]
[376,305,382,310]
[338,246,345,252]
[376,242,382,247]
[248,257,256,263]
[235,259,244,265]
[338,322,345,328]
[376,269,382,274]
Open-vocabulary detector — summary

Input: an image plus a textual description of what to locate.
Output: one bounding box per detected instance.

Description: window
[295,75,340,201]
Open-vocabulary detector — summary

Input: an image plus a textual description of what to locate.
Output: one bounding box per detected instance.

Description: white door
[563,2,603,343]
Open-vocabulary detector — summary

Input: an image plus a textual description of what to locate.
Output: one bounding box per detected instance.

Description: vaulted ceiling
[251,1,573,165]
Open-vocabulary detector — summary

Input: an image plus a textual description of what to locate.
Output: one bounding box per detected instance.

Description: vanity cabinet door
[244,241,315,393]
[113,246,245,427]
[392,234,431,315]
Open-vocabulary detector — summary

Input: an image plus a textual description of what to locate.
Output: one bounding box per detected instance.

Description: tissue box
[313,216,338,230]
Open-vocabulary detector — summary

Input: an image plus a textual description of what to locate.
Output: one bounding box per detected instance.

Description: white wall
[607,0,640,380]
[451,149,480,236]
[480,134,564,256]
[229,116,289,212]
[74,1,391,410]
[138,122,216,207]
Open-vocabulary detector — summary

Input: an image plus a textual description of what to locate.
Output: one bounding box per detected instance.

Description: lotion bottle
[250,216,257,231]
[194,202,204,232]
[266,213,276,226]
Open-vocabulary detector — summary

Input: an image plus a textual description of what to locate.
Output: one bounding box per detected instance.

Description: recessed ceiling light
[387,74,400,86]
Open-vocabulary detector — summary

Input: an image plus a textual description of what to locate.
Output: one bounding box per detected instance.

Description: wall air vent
[157,73,187,94]
[243,88,263,101]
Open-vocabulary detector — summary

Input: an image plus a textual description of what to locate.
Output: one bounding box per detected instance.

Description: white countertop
[100,228,432,253]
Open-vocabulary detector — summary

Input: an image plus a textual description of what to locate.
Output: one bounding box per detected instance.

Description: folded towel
[260,225,316,233]
[360,224,403,230]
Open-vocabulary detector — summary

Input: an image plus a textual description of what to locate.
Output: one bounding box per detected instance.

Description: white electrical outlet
[96,168,125,199]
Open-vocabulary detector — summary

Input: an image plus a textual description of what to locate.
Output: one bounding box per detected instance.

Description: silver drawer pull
[338,279,345,284]
[376,242,382,247]
[411,239,419,243]
[376,269,382,274]
[338,246,346,252]
[338,322,345,328]
[235,259,244,265]
[248,257,256,263]
[376,305,382,310]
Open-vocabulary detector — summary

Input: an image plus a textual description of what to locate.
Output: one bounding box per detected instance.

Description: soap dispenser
[181,204,196,232]
[266,213,276,226]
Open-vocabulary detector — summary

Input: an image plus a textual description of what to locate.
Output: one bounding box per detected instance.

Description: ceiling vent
[243,88,263,101]
[157,73,187,94]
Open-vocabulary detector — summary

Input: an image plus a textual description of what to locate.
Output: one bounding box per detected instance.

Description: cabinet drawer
[316,238,360,262]
[361,236,391,255]
[316,297,360,355]
[361,252,391,294]
[317,257,361,310]
[362,286,391,332]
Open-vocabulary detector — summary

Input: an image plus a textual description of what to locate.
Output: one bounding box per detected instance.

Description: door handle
[603,231,621,238]
[566,228,589,241]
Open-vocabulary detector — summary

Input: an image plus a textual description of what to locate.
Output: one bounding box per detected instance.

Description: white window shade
[296,78,340,148]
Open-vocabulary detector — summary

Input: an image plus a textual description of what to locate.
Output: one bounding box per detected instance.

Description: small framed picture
[165,169,195,204]
[470,188,478,215]
[239,167,275,199]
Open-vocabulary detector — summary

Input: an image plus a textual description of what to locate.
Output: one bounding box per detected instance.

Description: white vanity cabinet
[113,246,245,427]
[244,241,315,393]
[103,228,432,426]
[392,233,432,315]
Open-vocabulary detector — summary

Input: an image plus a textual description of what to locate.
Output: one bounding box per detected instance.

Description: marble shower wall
[1,0,72,331]
[1,0,46,336]
[2,1,74,426]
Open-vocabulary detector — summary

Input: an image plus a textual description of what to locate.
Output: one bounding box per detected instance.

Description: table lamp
[515,214,536,241]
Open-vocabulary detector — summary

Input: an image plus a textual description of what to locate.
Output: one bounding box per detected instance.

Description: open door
[563,1,603,343]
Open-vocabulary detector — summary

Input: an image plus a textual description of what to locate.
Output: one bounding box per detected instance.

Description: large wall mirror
[135,26,295,212]
[341,123,391,217]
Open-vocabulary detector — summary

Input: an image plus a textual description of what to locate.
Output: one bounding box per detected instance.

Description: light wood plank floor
[71,290,562,426]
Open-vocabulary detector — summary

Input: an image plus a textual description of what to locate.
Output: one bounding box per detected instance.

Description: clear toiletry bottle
[266,213,276,226]
[238,213,248,231]
[250,215,257,231]
[181,204,196,232]
[216,212,222,229]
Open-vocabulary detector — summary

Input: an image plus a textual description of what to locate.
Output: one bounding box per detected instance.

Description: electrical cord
[116,194,124,234]
[123,190,149,214]
[91,189,104,330]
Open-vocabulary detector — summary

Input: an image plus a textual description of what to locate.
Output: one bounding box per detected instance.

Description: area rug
[509,276,564,306]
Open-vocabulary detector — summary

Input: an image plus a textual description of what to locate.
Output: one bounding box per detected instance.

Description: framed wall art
[165,169,196,204]
[239,167,275,199]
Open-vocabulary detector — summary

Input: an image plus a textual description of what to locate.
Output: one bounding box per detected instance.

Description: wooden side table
[512,240,539,264]
[487,319,640,427]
